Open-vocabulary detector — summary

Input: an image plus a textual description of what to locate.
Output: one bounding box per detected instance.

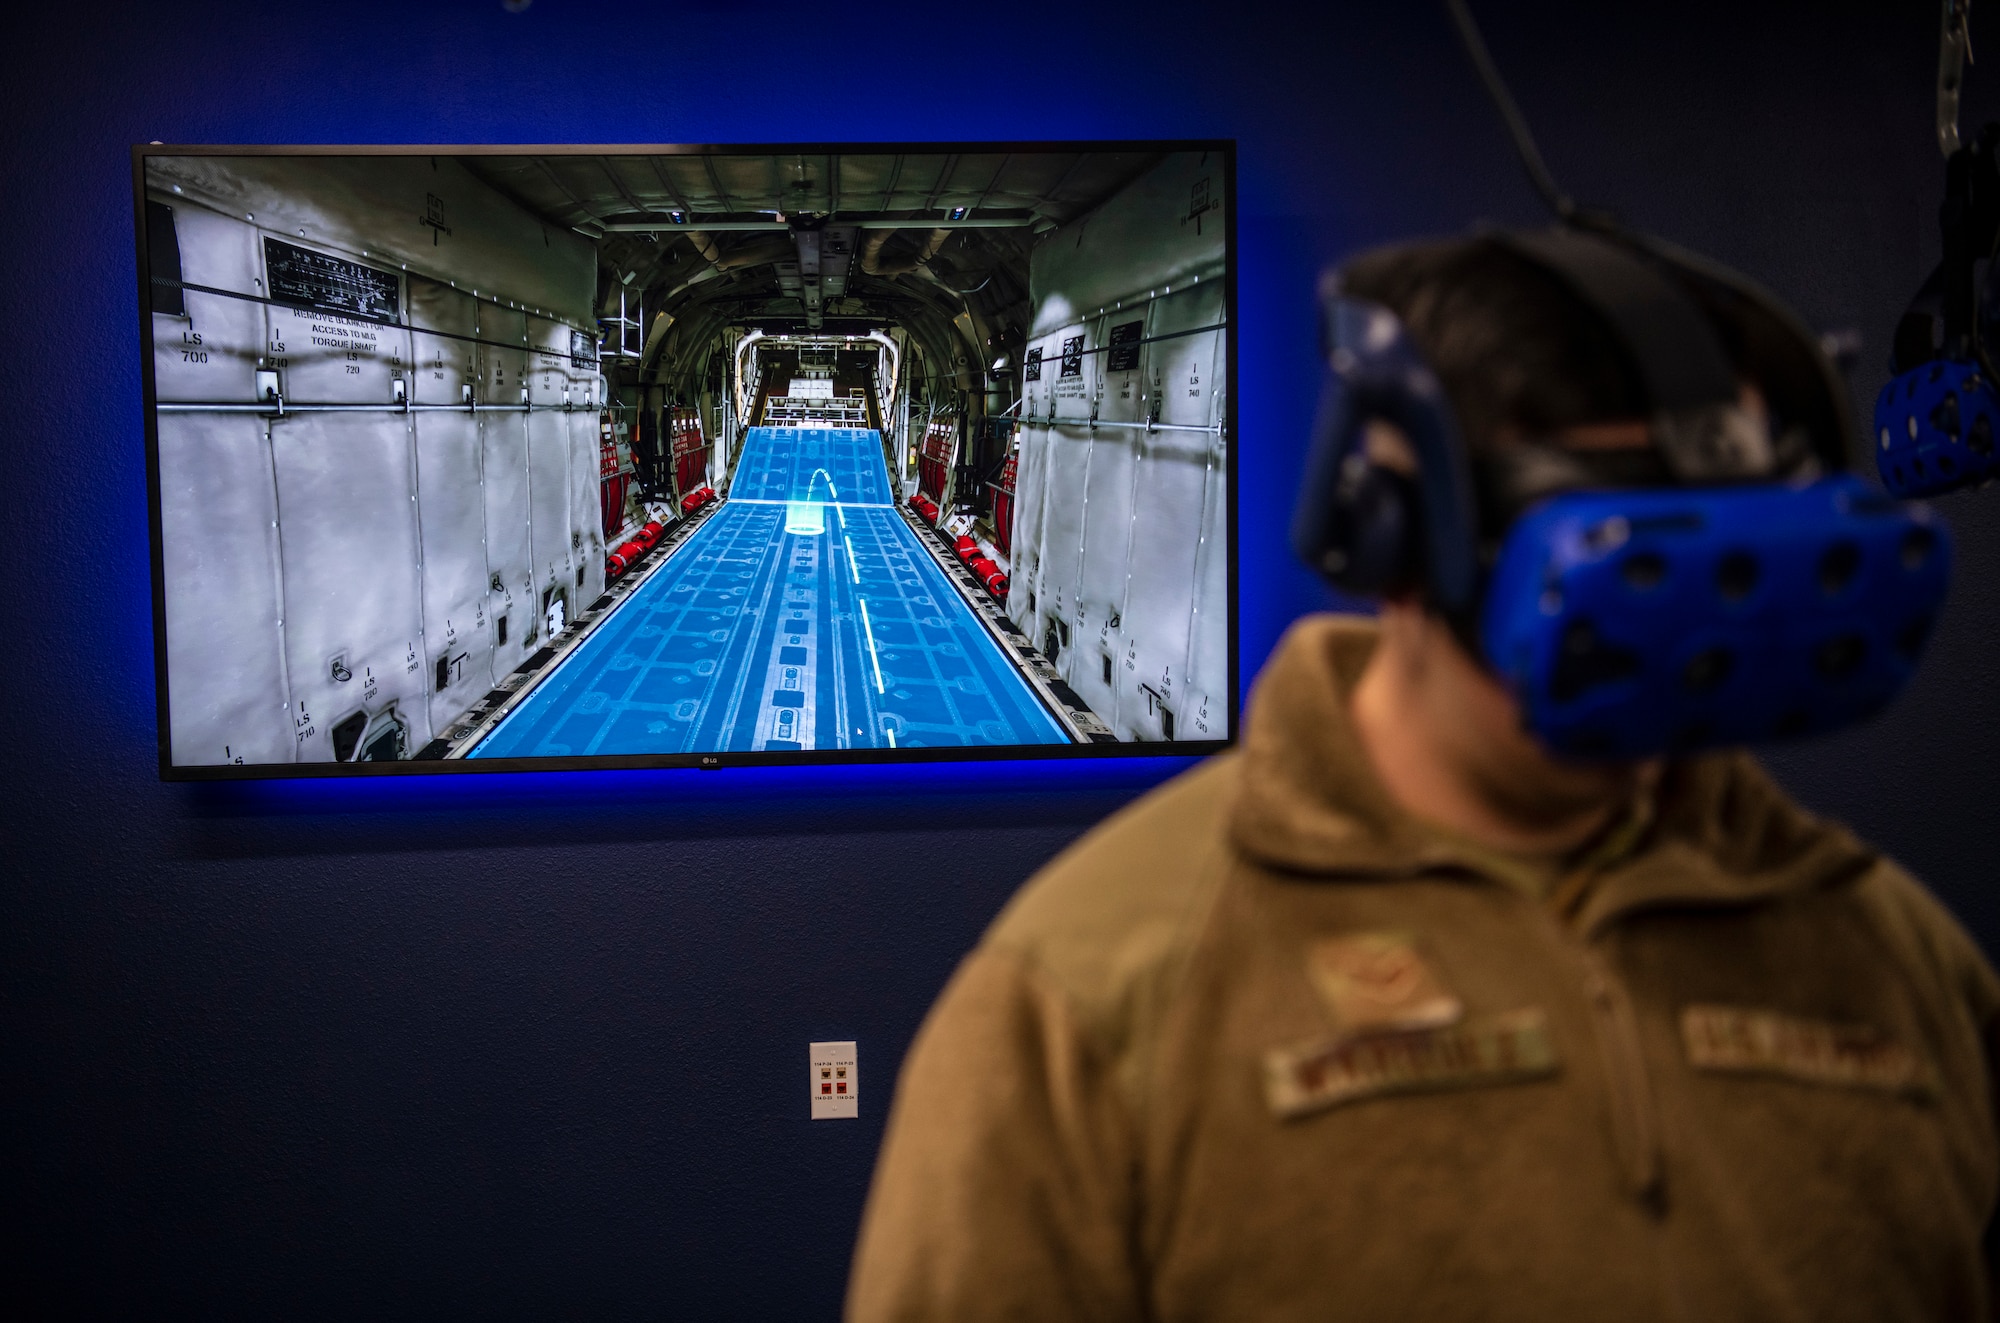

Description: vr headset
[1875,122,2000,498]
[1292,228,1953,761]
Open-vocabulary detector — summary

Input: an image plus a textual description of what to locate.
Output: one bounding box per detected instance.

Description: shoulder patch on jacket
[1307,932,1463,1034]
[1264,1008,1560,1120]
[1679,1004,1934,1098]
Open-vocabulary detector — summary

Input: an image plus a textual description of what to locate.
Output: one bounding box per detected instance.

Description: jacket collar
[1226,615,1877,931]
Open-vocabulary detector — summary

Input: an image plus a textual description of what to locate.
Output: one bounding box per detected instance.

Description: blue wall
[4,1,1995,1315]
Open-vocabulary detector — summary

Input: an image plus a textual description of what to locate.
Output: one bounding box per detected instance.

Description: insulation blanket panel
[145,155,599,765]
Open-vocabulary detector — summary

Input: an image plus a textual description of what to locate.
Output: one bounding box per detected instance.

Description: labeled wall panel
[483,413,535,664]
[269,413,430,760]
[564,319,604,611]
[1008,416,1052,636]
[152,290,264,406]
[1072,425,1137,720]
[413,412,493,731]
[527,315,573,407]
[478,302,572,642]
[1116,427,1211,741]
[149,204,264,405]
[409,278,478,406]
[157,415,291,765]
[267,299,408,406]
[1182,428,1231,742]
[478,305,531,409]
[1022,423,1092,666]
[1147,281,1225,429]
[526,410,576,639]
[569,410,605,606]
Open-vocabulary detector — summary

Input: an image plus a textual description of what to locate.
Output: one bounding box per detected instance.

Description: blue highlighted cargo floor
[467,427,1070,757]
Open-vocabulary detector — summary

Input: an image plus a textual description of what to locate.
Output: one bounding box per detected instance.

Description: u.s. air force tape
[1263,1007,1560,1120]
[1679,1005,1934,1099]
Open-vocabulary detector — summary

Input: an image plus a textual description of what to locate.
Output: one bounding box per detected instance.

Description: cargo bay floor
[466,426,1070,756]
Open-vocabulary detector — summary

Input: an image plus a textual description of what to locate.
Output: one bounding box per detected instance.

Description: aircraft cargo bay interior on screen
[141,147,1232,770]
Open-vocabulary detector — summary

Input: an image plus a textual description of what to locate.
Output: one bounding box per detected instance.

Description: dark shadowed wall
[3,1,1994,1316]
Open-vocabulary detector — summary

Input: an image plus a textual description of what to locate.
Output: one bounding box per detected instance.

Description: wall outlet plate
[809,1041,857,1120]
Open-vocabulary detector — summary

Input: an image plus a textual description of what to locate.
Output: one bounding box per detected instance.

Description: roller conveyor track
[466,427,1069,756]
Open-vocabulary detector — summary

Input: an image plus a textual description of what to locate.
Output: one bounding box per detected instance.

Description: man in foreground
[847,235,2000,1320]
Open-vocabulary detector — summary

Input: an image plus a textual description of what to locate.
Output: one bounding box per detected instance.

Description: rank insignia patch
[1263,1008,1560,1120]
[1680,1005,1934,1098]
[1307,932,1463,1034]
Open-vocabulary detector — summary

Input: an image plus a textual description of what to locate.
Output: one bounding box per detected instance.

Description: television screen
[135,143,1236,776]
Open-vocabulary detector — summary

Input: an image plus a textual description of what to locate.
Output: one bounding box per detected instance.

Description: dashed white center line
[859,597,885,694]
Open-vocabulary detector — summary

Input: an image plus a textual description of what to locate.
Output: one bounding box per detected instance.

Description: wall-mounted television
[134,142,1236,777]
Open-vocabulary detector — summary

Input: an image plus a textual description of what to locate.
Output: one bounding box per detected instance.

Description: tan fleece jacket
[848,616,2000,1322]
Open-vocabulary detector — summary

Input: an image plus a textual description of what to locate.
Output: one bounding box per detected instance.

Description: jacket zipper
[1576,946,1664,1206]
[1544,890,1686,1320]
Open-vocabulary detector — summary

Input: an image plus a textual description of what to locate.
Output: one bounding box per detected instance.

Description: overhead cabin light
[949,206,969,221]
[991,355,1010,372]
[670,211,685,224]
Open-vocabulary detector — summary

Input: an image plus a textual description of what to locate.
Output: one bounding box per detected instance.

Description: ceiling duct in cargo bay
[775,221,858,330]
[460,150,1168,399]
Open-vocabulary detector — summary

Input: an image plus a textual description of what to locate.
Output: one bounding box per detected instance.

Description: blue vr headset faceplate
[1874,357,1999,497]
[1481,475,1952,760]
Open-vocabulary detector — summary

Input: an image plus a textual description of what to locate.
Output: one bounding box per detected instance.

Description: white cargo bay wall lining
[147,155,604,766]
[1012,151,1229,744]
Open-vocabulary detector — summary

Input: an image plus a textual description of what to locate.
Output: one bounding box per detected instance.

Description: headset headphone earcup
[1292,292,1477,609]
[1325,454,1420,596]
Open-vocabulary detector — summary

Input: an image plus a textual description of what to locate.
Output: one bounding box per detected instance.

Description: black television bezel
[134,140,1240,781]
